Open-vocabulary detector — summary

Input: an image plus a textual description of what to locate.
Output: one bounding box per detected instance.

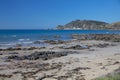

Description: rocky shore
[0,34,120,80]
[71,34,120,42]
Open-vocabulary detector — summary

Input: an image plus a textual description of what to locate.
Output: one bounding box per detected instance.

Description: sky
[0,0,120,29]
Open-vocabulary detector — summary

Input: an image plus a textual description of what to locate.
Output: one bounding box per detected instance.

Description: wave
[18,38,30,41]
[21,41,33,44]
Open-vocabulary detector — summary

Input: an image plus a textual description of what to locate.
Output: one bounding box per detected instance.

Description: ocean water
[0,29,120,48]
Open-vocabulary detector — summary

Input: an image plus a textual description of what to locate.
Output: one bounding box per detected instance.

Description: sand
[0,40,120,80]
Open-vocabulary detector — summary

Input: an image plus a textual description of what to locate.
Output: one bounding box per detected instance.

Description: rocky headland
[56,20,120,30]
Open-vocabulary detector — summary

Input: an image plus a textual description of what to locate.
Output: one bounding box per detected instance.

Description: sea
[0,29,120,48]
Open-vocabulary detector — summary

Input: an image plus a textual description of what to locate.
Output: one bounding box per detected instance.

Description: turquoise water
[0,30,120,48]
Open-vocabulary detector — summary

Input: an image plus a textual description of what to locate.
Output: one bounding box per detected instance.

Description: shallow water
[0,29,120,48]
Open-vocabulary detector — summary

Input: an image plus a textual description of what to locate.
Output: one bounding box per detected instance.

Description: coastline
[0,31,120,48]
[0,34,120,80]
[0,0,120,79]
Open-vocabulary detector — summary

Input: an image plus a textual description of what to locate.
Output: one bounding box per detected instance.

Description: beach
[0,0,120,79]
[0,33,120,80]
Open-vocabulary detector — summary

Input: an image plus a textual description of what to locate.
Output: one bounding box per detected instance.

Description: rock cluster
[0,47,45,51]
[39,35,61,39]
[64,45,90,50]
[93,34,120,42]
[0,74,12,78]
[71,34,94,40]
[94,43,109,48]
[71,34,120,42]
[33,41,42,44]
[55,67,90,80]
[7,51,69,60]
[44,40,66,44]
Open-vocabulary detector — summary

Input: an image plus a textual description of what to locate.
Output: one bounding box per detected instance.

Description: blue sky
[0,0,120,29]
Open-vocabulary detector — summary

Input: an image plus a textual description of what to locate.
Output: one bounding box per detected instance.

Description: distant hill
[56,20,120,30]
[106,22,120,30]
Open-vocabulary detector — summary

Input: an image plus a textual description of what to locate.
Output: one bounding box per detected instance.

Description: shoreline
[0,33,120,49]
[0,34,120,80]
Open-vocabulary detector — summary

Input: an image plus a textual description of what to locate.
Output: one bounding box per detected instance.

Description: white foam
[18,38,30,41]
[18,39,25,41]
[106,32,109,34]
[22,41,33,44]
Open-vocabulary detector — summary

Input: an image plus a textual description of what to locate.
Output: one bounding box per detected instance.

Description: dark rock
[71,34,120,42]
[113,61,120,65]
[15,48,22,50]
[15,44,22,47]
[7,51,69,60]
[53,35,61,38]
[44,40,66,44]
[71,34,90,40]
[0,53,3,55]
[93,34,120,42]
[7,55,20,60]
[0,74,12,78]
[1,47,40,51]
[5,47,22,51]
[57,75,69,80]
[33,41,41,44]
[101,66,106,69]
[27,47,37,50]
[72,67,91,71]
[6,47,14,51]
[65,45,89,50]
[95,43,109,48]
[89,49,95,51]
[9,52,19,54]
[0,48,3,51]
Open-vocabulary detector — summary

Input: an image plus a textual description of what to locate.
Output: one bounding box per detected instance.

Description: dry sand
[0,40,120,80]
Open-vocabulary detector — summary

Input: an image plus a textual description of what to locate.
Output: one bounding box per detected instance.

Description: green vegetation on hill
[106,22,120,30]
[56,20,120,30]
